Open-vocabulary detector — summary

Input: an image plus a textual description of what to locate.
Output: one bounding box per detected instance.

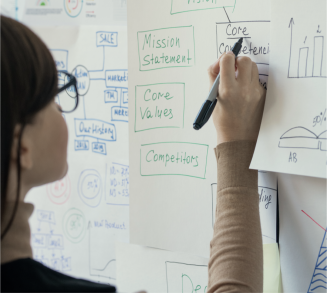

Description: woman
[1,16,266,292]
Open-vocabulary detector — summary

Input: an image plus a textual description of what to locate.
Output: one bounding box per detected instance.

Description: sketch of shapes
[288,18,326,79]
[46,175,71,205]
[36,210,56,225]
[166,262,208,293]
[318,131,327,151]
[71,65,90,96]
[88,221,116,280]
[279,127,320,150]
[308,229,327,293]
[91,259,116,280]
[78,169,103,207]
[62,208,86,243]
[51,258,62,271]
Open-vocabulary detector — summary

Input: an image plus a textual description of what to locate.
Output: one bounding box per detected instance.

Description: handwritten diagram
[300,210,327,292]
[62,208,86,243]
[106,163,129,206]
[78,169,103,208]
[88,215,128,281]
[53,31,128,157]
[32,210,72,272]
[302,210,327,293]
[88,220,116,280]
[76,163,129,208]
[278,127,327,152]
[23,25,130,285]
[288,18,326,79]
[308,229,327,292]
[46,175,71,205]
[165,262,208,293]
[216,20,270,88]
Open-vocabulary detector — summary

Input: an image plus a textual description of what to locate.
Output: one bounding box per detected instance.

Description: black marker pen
[193,37,243,130]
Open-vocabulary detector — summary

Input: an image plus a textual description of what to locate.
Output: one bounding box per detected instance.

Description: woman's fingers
[219,51,236,88]
[207,53,224,84]
[236,56,252,84]
[211,52,267,145]
[251,61,259,83]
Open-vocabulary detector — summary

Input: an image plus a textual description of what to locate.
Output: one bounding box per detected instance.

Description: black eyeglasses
[57,71,79,113]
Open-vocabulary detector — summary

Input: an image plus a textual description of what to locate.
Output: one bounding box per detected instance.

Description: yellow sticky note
[263,243,281,293]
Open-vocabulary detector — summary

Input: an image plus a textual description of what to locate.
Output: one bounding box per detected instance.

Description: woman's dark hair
[1,16,58,239]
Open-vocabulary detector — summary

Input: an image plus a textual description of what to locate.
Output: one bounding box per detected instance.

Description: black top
[1,258,116,292]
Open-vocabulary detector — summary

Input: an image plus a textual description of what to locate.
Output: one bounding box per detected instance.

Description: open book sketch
[251,0,326,178]
[279,127,326,152]
[128,0,272,258]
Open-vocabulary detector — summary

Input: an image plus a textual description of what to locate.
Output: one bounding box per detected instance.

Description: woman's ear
[11,125,33,170]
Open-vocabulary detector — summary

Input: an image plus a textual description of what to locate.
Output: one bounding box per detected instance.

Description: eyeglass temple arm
[57,76,77,94]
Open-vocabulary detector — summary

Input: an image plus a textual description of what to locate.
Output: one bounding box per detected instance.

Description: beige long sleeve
[208,141,263,293]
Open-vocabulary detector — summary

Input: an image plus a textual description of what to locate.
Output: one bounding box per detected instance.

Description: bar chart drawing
[298,47,309,77]
[313,36,324,77]
[288,18,326,79]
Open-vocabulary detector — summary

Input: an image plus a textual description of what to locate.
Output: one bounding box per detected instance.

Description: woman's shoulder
[1,258,116,292]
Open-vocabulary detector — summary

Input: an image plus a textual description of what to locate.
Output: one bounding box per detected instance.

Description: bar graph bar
[313,36,324,77]
[298,47,309,77]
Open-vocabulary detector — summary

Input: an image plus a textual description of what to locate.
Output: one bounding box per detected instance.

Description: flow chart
[32,210,72,272]
[52,31,128,157]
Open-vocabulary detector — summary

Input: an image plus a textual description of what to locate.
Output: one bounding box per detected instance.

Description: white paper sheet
[116,242,209,293]
[278,174,327,292]
[128,0,272,257]
[116,242,281,293]
[20,0,126,26]
[251,0,327,178]
[25,25,129,285]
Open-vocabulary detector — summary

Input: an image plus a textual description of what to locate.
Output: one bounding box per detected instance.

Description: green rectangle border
[137,26,195,72]
[140,141,209,179]
[170,0,236,14]
[134,83,185,132]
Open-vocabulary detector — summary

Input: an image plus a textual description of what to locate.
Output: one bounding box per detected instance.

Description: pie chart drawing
[78,169,102,207]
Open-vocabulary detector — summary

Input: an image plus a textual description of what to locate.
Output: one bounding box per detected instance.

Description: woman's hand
[208,51,266,145]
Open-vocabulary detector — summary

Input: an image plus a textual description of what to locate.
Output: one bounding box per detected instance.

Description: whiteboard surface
[25,25,129,285]
[128,0,273,257]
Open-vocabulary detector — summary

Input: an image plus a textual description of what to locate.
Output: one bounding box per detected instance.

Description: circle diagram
[78,169,102,207]
[62,208,86,243]
[70,65,90,96]
[64,0,83,18]
[46,175,71,205]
